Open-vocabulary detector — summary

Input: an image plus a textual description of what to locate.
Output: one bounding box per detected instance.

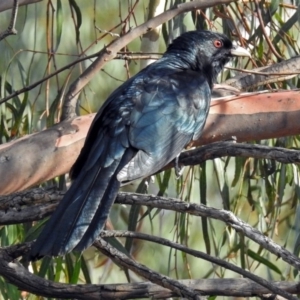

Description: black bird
[30,30,250,258]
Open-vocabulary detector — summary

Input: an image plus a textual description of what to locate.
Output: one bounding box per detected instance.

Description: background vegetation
[1,0,300,299]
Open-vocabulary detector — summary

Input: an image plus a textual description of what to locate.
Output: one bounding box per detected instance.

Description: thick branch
[2,185,300,273]
[99,231,295,300]
[94,238,201,300]
[114,192,300,273]
[1,90,300,195]
[178,141,300,166]
[0,242,299,299]
[0,115,92,194]
[194,90,300,146]
[2,141,300,224]
[0,187,62,224]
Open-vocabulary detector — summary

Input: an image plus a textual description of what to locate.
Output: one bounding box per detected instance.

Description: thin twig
[0,0,19,41]
[0,52,99,106]
[60,0,241,120]
[114,192,300,272]
[99,230,296,300]
[226,66,300,76]
[0,51,160,106]
[253,0,282,60]
[94,238,201,300]
[0,241,298,299]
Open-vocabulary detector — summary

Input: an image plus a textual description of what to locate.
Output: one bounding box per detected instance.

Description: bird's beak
[230,45,251,57]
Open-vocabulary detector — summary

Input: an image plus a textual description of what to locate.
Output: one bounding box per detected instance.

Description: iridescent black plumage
[30,30,249,258]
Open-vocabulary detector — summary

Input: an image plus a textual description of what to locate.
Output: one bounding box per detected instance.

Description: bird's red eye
[213,40,223,48]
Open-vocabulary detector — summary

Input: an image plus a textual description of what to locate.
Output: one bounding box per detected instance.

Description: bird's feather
[30,30,248,259]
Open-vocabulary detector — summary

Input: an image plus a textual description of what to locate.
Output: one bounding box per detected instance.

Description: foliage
[1,0,300,299]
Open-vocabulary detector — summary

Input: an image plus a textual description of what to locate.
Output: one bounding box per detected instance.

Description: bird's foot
[226,136,237,143]
[174,155,185,179]
[144,176,155,187]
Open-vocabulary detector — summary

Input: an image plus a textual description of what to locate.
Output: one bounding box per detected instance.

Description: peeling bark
[0,90,300,195]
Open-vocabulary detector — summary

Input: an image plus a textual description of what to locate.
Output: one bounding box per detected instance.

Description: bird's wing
[69,75,138,181]
[118,69,211,182]
[30,67,211,258]
[30,82,138,257]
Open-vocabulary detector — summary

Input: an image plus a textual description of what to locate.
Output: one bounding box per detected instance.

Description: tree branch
[61,0,241,120]
[114,192,300,272]
[0,187,62,224]
[0,0,18,41]
[0,0,42,12]
[2,185,300,273]
[2,140,300,222]
[94,238,201,300]
[178,140,300,166]
[98,231,296,300]
[1,90,300,195]
[0,241,298,299]
[225,56,300,90]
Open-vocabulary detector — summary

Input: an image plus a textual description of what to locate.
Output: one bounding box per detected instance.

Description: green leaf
[54,257,63,282]
[232,157,244,187]
[269,0,280,16]
[80,255,92,283]
[69,0,82,43]
[199,163,210,255]
[214,158,230,210]
[70,253,82,284]
[65,253,74,281]
[157,169,172,196]
[125,180,146,253]
[0,276,19,300]
[56,0,63,51]
[247,249,282,275]
[105,237,131,258]
[24,218,49,242]
[38,256,52,278]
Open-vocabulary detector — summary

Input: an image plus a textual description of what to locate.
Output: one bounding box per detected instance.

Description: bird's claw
[174,155,185,179]
[226,136,237,143]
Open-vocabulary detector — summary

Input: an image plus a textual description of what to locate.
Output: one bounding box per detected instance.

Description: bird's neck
[158,54,221,89]
[203,63,224,88]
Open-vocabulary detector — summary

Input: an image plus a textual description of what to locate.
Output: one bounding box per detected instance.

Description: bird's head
[166,30,250,87]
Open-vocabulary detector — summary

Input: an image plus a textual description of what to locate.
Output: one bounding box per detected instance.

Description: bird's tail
[30,149,134,259]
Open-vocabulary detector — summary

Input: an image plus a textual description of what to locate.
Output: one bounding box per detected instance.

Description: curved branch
[0,242,118,300]
[94,238,199,299]
[1,90,300,195]
[178,141,300,166]
[0,0,18,41]
[98,231,295,300]
[225,56,300,90]
[61,0,240,120]
[1,186,300,273]
[0,241,298,299]
[2,141,300,224]
[114,192,300,272]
